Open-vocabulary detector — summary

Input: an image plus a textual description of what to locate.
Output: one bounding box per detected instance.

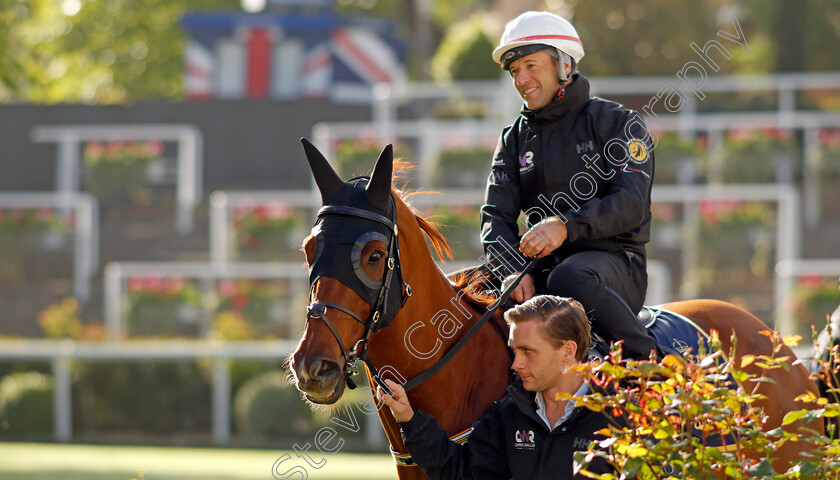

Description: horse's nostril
[313,358,340,381]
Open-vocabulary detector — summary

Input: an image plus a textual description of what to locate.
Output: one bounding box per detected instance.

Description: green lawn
[0,443,397,480]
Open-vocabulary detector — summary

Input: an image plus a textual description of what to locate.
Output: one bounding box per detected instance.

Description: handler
[379,295,614,480]
[481,11,658,359]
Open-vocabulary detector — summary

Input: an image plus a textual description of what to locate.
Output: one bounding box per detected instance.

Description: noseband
[305,198,410,392]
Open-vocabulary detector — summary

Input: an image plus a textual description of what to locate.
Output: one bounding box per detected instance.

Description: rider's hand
[519,217,567,258]
[503,273,535,304]
[378,379,414,423]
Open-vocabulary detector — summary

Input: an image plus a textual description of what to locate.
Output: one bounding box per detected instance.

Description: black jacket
[480,74,654,272]
[399,378,613,480]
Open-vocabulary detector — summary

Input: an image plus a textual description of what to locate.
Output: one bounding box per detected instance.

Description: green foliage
[73,361,211,434]
[433,146,493,188]
[38,297,84,340]
[233,370,316,437]
[232,205,305,259]
[568,331,840,479]
[0,372,53,435]
[431,14,498,82]
[215,280,287,331]
[792,279,840,336]
[651,133,705,184]
[696,201,775,287]
[0,0,239,103]
[0,207,68,278]
[333,140,410,179]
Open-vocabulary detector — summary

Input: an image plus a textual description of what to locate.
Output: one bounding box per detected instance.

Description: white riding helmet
[492,11,584,72]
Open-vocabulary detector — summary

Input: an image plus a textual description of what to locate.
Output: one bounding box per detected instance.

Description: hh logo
[514,429,536,450]
[576,140,594,154]
[518,151,534,174]
[572,437,591,450]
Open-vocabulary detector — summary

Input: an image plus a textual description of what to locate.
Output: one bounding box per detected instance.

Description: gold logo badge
[627,140,648,163]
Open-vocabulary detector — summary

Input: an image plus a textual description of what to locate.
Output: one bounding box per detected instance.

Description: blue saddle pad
[642,306,710,357]
[641,306,737,449]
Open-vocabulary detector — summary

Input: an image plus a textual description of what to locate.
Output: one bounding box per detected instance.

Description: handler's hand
[503,273,535,304]
[519,217,567,258]
[378,379,414,423]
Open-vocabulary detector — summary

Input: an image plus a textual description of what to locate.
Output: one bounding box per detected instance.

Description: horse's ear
[366,144,393,213]
[301,138,344,204]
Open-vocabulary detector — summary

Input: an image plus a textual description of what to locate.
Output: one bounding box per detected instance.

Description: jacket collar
[520,73,590,125]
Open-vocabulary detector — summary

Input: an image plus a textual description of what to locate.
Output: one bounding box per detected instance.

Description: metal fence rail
[0,339,298,444]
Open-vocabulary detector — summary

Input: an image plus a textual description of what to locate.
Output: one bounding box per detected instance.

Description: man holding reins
[481,11,659,360]
[379,296,614,480]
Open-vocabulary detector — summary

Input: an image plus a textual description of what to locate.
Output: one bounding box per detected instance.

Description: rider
[379,295,615,480]
[481,11,658,360]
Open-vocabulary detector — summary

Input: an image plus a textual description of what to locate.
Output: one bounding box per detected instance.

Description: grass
[0,442,397,480]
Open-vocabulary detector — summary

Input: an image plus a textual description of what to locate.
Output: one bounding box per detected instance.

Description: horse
[287,140,822,479]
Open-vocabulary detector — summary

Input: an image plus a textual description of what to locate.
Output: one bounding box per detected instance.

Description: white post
[104,262,123,339]
[212,358,231,444]
[56,138,80,196]
[803,126,821,229]
[177,132,198,235]
[53,356,73,442]
[209,192,229,263]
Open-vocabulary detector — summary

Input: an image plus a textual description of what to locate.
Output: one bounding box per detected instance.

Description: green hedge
[233,370,319,437]
[0,371,53,435]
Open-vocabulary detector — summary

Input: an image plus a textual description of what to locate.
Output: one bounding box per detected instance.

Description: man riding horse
[480,11,659,359]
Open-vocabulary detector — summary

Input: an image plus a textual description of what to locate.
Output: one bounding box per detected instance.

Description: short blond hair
[504,295,591,361]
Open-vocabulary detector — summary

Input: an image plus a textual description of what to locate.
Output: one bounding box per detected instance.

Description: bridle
[305,196,410,392]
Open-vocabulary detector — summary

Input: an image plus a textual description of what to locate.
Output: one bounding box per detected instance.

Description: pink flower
[217,280,238,297]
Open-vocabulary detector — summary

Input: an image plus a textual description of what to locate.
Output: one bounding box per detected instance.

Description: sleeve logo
[627,139,648,164]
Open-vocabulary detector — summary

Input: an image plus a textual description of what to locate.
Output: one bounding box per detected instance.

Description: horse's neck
[370,279,511,429]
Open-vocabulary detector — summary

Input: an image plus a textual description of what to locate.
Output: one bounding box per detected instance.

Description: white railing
[0,339,298,444]
[102,260,309,339]
[0,192,98,301]
[30,123,203,235]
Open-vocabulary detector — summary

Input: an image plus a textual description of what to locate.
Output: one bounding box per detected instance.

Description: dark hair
[504,295,591,361]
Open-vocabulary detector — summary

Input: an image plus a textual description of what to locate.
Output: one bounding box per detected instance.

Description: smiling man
[481,11,659,360]
[379,296,614,480]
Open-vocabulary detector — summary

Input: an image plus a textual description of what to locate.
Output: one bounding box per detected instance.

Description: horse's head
[289,139,410,405]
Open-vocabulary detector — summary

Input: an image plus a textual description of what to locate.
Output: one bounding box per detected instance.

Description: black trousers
[533,249,658,360]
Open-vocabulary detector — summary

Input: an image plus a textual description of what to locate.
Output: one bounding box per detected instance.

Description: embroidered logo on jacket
[518,151,534,174]
[576,140,594,154]
[514,429,536,450]
[626,139,649,164]
[572,437,591,450]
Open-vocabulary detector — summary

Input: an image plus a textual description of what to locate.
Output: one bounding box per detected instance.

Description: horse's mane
[391,160,497,307]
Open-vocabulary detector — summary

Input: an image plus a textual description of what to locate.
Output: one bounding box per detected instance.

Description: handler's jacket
[481,74,654,272]
[399,378,613,480]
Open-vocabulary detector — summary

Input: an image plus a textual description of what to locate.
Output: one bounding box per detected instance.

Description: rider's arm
[564,109,654,243]
[481,131,528,277]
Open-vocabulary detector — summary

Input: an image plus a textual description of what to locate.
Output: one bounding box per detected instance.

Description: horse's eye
[368,251,384,265]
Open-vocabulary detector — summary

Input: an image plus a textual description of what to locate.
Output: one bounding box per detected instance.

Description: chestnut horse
[288,140,821,479]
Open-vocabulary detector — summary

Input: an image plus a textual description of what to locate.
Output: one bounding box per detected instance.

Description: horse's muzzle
[290,353,345,404]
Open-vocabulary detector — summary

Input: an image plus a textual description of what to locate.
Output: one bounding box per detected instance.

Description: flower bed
[696,200,775,288]
[232,203,305,260]
[791,276,840,335]
[0,208,69,278]
[711,128,798,183]
[214,280,289,338]
[126,277,202,337]
[83,140,164,205]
